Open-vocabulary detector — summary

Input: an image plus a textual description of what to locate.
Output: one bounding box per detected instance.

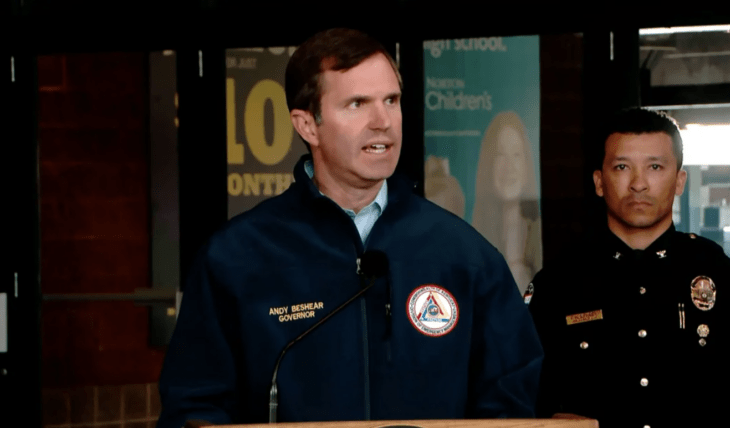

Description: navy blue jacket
[157,155,543,427]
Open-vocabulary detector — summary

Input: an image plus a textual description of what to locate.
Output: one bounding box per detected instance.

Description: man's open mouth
[364,143,389,154]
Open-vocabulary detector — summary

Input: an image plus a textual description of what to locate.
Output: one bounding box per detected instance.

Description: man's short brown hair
[285,28,403,130]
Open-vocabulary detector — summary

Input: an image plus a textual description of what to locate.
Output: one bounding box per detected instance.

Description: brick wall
[38,52,165,427]
[42,383,160,428]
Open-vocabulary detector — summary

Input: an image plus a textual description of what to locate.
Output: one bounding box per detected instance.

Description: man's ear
[593,170,604,198]
[290,109,320,148]
[675,169,688,196]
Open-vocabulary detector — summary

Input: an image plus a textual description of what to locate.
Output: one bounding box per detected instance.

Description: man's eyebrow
[646,156,668,162]
[344,95,372,104]
[343,92,401,104]
[610,155,669,162]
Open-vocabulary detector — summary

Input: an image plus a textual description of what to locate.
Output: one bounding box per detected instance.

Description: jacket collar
[292,154,416,210]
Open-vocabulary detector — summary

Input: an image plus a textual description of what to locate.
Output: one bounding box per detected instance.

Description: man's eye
[350,101,361,108]
[651,164,662,170]
[615,164,627,171]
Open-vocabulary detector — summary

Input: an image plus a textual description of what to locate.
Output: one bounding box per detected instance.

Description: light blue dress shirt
[305,159,388,245]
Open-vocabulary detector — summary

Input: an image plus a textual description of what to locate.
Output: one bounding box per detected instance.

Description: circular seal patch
[407,284,459,337]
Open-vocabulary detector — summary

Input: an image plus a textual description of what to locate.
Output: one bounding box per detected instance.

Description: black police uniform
[527,224,729,428]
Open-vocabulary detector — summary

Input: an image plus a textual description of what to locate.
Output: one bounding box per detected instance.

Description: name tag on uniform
[566,310,603,325]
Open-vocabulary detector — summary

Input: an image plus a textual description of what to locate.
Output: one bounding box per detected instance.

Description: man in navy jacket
[157,28,543,427]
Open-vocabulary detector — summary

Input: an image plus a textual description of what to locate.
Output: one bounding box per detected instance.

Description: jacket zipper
[360,297,371,419]
[385,289,392,363]
[366,217,393,365]
[326,195,379,420]
[345,205,369,420]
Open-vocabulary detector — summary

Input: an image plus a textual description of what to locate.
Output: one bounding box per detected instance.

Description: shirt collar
[304,159,388,216]
[604,223,676,261]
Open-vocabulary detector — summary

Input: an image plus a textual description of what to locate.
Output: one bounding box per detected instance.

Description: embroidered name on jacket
[269,302,324,322]
[566,310,603,325]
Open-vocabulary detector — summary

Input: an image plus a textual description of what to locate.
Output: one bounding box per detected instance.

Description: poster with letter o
[226,46,309,219]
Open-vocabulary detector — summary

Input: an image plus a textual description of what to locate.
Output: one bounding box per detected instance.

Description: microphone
[359,251,393,339]
[268,250,389,423]
[357,250,389,279]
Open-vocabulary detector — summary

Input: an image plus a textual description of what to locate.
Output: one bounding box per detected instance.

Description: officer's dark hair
[596,107,683,171]
[285,28,403,151]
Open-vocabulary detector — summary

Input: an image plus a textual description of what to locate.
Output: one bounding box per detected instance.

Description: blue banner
[423,36,541,293]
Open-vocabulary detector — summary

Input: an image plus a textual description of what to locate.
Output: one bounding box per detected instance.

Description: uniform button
[638,329,647,338]
[639,287,646,294]
[641,378,649,387]
[580,341,589,349]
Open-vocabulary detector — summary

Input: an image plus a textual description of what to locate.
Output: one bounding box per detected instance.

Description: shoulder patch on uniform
[523,283,534,305]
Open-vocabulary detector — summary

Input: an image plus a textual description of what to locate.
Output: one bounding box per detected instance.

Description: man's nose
[369,103,392,130]
[630,169,649,192]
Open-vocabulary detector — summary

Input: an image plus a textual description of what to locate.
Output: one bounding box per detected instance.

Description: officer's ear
[291,109,321,148]
[593,170,604,198]
[675,169,688,196]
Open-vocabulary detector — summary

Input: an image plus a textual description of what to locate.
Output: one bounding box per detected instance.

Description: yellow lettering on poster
[244,79,292,166]
[227,173,296,197]
[228,173,243,196]
[259,173,275,196]
[226,78,244,165]
[243,173,260,196]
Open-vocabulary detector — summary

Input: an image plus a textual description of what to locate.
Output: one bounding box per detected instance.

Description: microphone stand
[268,275,379,423]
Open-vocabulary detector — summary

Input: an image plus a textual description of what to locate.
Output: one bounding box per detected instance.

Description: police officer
[527,108,729,428]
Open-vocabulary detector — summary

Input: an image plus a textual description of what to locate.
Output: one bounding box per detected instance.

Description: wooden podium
[187,419,598,427]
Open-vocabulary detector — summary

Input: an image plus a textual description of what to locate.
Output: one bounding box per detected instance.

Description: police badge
[691,276,716,311]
